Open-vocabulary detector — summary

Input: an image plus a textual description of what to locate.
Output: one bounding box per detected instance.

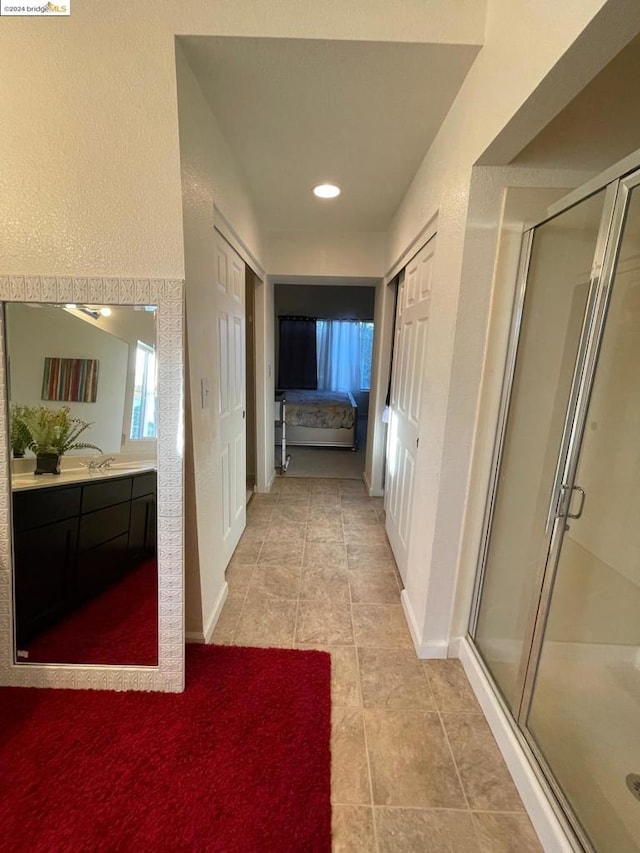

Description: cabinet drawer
[81,477,132,513]
[78,503,130,552]
[75,532,130,604]
[13,486,81,533]
[132,472,157,499]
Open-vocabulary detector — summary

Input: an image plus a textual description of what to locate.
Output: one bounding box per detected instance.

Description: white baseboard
[266,468,276,492]
[256,467,276,494]
[363,469,384,498]
[447,636,463,657]
[401,590,448,659]
[456,636,579,852]
[185,582,229,645]
[204,581,229,643]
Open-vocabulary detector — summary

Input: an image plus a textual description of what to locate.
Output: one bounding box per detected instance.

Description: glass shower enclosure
[469,165,640,852]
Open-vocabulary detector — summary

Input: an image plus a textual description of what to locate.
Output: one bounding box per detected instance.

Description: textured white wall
[267,231,386,279]
[0,0,484,279]
[388,0,632,265]
[176,43,265,638]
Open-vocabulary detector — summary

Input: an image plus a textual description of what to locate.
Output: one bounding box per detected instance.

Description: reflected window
[130,341,157,440]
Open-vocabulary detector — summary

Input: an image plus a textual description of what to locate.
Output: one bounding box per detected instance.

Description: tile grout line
[226,504,268,645]
[344,486,380,852]
[355,644,380,852]
[291,501,309,647]
[232,498,275,645]
[430,671,474,818]
[369,804,475,812]
[227,564,254,646]
[468,808,530,815]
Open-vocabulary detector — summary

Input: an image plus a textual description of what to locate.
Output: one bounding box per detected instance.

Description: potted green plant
[10,404,35,458]
[16,405,103,475]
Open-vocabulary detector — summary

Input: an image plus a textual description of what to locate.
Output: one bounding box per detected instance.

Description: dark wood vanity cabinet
[129,473,157,562]
[13,471,157,644]
[13,516,79,643]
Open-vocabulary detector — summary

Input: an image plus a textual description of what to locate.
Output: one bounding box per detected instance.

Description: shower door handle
[560,484,586,519]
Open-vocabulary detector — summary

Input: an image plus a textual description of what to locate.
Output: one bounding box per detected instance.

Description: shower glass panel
[473,190,606,710]
[526,186,640,852]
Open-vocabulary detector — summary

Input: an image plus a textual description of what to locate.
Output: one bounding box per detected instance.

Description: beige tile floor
[213,478,542,853]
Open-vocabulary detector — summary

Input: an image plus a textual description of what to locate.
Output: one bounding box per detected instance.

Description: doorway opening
[273,282,375,480]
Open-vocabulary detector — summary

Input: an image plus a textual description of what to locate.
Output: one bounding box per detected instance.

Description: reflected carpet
[22,558,158,666]
[0,645,331,852]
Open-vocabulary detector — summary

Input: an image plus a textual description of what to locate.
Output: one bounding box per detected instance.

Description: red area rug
[0,645,331,852]
[22,559,158,666]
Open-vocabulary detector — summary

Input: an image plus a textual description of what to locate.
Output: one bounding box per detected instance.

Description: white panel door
[385,235,435,581]
[214,230,246,568]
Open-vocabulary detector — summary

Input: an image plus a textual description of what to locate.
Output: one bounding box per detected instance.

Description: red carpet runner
[0,646,331,852]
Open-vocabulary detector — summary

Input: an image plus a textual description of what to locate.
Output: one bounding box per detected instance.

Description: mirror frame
[0,275,184,692]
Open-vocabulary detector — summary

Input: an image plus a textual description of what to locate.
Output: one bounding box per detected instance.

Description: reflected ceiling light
[99,307,112,317]
[313,183,340,199]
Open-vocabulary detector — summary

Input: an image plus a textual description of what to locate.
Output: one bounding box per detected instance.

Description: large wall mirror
[0,276,184,692]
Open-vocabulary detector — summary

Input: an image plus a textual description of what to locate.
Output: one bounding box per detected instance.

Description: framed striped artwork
[41,357,99,403]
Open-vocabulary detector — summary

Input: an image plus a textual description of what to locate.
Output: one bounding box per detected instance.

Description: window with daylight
[316,320,374,395]
[359,322,374,390]
[130,341,157,440]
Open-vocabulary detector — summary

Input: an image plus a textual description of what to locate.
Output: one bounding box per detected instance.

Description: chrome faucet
[83,456,116,471]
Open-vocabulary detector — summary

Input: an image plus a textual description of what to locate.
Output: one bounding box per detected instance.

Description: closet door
[385,235,434,580]
[214,230,247,568]
[471,189,610,712]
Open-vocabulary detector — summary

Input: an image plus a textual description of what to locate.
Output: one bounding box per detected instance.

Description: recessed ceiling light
[99,307,112,317]
[313,183,340,199]
[65,303,77,309]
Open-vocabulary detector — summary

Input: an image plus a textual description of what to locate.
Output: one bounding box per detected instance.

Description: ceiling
[511,33,640,173]
[180,37,480,233]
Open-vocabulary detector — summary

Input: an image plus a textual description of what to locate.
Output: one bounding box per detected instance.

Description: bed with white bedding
[277,389,358,449]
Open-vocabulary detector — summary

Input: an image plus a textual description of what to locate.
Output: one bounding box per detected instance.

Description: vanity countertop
[11,461,157,492]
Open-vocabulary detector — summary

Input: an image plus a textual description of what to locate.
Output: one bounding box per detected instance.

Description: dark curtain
[278,317,317,389]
